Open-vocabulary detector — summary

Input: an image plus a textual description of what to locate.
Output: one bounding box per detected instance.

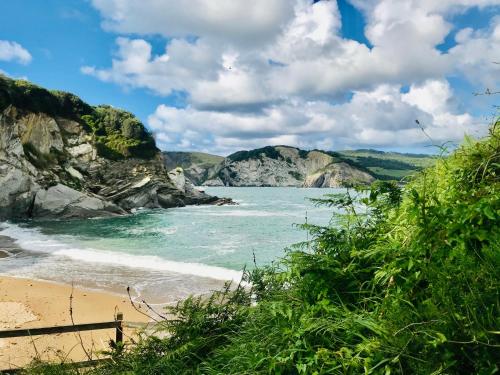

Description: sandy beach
[0,276,156,371]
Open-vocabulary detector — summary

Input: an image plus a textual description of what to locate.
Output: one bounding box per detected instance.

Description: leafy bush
[288,170,303,180]
[24,121,500,374]
[122,118,145,139]
[97,120,496,374]
[22,143,67,169]
[298,149,309,159]
[81,106,158,159]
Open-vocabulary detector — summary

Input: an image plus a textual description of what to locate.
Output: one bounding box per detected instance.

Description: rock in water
[32,184,125,219]
[167,167,221,205]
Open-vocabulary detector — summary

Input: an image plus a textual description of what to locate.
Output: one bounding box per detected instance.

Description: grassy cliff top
[337,149,436,180]
[0,74,93,118]
[164,151,224,169]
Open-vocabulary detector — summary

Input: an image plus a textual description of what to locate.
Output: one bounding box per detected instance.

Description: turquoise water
[0,187,344,302]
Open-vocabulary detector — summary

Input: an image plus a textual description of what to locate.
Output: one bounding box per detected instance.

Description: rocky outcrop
[0,76,222,220]
[163,152,223,185]
[32,184,125,219]
[202,177,225,186]
[198,146,375,188]
[167,167,218,205]
[302,163,375,188]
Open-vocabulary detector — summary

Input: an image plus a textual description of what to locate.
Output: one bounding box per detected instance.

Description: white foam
[54,248,242,281]
[200,210,290,217]
[127,226,177,235]
[0,223,242,282]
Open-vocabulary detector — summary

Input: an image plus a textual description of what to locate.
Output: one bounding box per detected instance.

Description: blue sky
[0,0,167,120]
[1,0,499,155]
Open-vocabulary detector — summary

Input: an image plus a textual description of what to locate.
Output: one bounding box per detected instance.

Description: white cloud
[448,21,500,88]
[85,0,498,153]
[0,40,32,65]
[349,0,500,14]
[83,0,479,101]
[82,37,221,96]
[90,0,295,47]
[84,0,451,104]
[148,82,483,155]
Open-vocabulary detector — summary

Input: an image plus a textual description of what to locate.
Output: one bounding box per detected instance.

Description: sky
[0,0,499,155]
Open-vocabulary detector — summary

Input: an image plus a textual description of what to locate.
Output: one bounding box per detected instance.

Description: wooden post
[115,312,123,345]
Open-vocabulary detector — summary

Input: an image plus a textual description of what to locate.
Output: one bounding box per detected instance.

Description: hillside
[164,147,435,187]
[205,146,374,187]
[338,149,436,180]
[0,75,220,219]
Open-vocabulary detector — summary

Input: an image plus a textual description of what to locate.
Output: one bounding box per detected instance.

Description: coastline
[0,275,155,370]
[0,224,231,305]
[0,229,227,370]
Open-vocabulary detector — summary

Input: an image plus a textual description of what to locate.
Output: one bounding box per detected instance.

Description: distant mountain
[165,146,371,187]
[164,147,435,187]
[337,149,436,180]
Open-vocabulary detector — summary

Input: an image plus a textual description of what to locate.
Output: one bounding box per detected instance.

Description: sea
[0,187,345,304]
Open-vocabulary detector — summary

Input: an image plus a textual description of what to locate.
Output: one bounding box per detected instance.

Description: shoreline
[0,233,161,370]
[0,275,155,370]
[0,230,227,370]
[0,228,230,305]
[0,231,147,303]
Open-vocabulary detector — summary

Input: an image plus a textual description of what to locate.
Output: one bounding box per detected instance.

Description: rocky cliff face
[0,76,219,220]
[302,162,375,188]
[201,146,375,187]
[163,152,223,185]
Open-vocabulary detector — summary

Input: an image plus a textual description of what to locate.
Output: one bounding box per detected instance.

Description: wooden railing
[0,312,125,374]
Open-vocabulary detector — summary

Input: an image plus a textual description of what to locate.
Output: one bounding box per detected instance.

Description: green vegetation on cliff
[339,149,436,181]
[0,75,92,119]
[81,105,157,159]
[0,75,158,159]
[224,146,435,182]
[164,151,224,171]
[228,146,284,163]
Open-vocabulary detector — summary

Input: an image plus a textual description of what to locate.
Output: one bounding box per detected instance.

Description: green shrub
[288,170,303,180]
[23,121,500,374]
[122,118,145,139]
[82,106,158,159]
[22,143,66,169]
[0,75,93,118]
[94,120,498,374]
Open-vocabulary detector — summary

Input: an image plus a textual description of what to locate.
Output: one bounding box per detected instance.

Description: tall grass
[25,120,499,374]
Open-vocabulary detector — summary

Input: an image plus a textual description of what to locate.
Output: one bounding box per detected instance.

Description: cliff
[163,151,223,185]
[200,146,375,187]
[0,75,220,220]
[164,147,436,187]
